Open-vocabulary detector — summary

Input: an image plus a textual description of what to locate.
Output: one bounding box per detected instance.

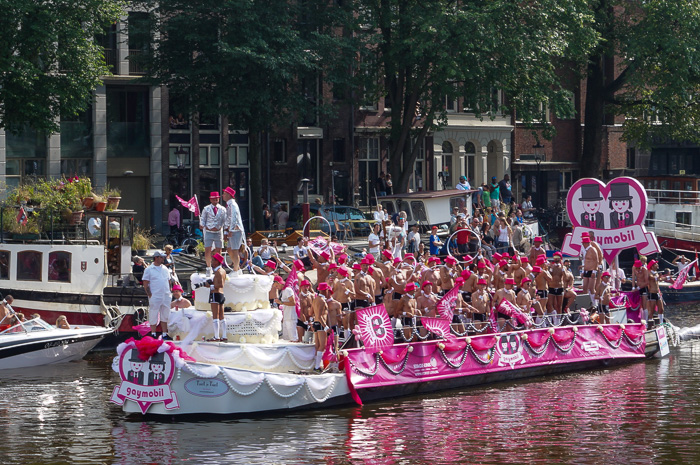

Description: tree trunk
[581,52,606,179]
[248,129,264,232]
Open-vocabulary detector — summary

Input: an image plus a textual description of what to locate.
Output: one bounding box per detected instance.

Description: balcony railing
[104,48,117,73]
[127,49,146,75]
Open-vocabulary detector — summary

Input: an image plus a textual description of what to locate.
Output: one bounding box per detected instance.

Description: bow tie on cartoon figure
[608,183,635,229]
[579,184,605,229]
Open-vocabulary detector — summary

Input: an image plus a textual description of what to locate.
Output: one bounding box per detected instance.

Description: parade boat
[0,317,113,370]
[0,210,149,335]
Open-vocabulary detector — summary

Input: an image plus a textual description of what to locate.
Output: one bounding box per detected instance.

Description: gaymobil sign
[111,341,180,414]
[561,177,660,262]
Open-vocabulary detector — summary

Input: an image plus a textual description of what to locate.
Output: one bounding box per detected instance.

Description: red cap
[532,266,542,273]
[273,275,284,284]
[461,269,472,279]
[432,226,438,230]
[505,278,516,286]
[352,263,361,271]
[445,256,457,265]
[300,280,311,287]
[318,282,331,291]
[602,271,611,278]
[213,253,225,264]
[404,282,417,293]
[421,281,432,289]
[382,250,393,260]
[265,260,277,269]
[477,278,487,285]
[223,187,236,198]
[534,236,543,243]
[521,277,531,284]
[338,267,349,277]
[209,191,220,198]
[172,283,183,292]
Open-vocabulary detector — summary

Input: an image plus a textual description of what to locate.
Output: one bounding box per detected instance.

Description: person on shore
[208,253,227,342]
[132,256,146,285]
[647,260,664,325]
[429,226,443,256]
[521,195,535,219]
[142,250,173,340]
[277,204,289,230]
[580,234,599,306]
[368,223,382,258]
[167,206,181,235]
[170,283,192,309]
[223,187,245,273]
[499,174,512,206]
[376,172,388,197]
[456,176,471,191]
[200,192,227,275]
[595,271,613,324]
[56,315,70,329]
[489,176,501,210]
[312,283,331,370]
[373,204,386,223]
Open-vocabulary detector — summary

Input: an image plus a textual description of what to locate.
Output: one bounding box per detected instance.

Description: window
[333,138,345,162]
[5,126,47,188]
[199,146,220,167]
[645,211,655,228]
[199,114,219,131]
[61,108,93,159]
[48,252,71,283]
[559,172,574,192]
[0,251,9,280]
[17,251,42,281]
[676,212,692,229]
[127,12,151,75]
[106,87,150,158]
[411,201,428,222]
[228,133,249,166]
[380,201,395,216]
[273,139,286,163]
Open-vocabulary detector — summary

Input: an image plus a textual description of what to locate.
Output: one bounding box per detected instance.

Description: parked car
[288,204,372,237]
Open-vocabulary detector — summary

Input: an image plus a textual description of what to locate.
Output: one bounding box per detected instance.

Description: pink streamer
[602,326,623,341]
[526,331,550,349]
[470,336,497,351]
[552,328,575,344]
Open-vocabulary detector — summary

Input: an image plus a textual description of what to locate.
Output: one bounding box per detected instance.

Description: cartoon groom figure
[147,352,167,386]
[126,350,145,385]
[579,184,605,229]
[609,183,635,228]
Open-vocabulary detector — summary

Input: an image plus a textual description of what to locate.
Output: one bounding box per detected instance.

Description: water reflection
[1,306,700,464]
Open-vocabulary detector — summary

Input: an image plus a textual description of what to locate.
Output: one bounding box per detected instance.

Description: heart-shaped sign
[561,177,660,262]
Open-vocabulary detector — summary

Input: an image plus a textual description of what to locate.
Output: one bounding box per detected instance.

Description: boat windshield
[0,317,53,335]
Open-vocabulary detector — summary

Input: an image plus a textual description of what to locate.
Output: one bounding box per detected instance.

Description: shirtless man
[421,257,442,294]
[327,292,342,336]
[170,284,192,309]
[309,249,335,288]
[494,277,518,330]
[647,260,664,325]
[312,282,332,370]
[588,231,605,292]
[562,260,577,314]
[333,267,355,327]
[517,278,534,315]
[417,281,438,318]
[533,266,552,325]
[548,252,565,319]
[595,271,613,324]
[471,278,492,331]
[632,259,650,315]
[395,282,419,340]
[0,295,14,330]
[579,234,600,306]
[460,269,478,304]
[352,258,376,331]
[529,236,546,264]
[297,280,315,342]
[209,254,228,342]
[370,262,386,305]
[438,256,461,295]
[492,260,509,290]
[512,257,527,287]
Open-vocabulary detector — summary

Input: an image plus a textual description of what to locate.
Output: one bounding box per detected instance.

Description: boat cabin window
[676,212,692,229]
[646,211,655,228]
[48,251,71,283]
[395,199,412,221]
[0,251,9,280]
[107,216,122,274]
[17,251,42,281]
[87,216,102,240]
[380,201,395,217]
[450,196,468,214]
[410,201,428,222]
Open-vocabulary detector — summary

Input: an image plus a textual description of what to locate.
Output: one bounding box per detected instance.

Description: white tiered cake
[168,273,282,344]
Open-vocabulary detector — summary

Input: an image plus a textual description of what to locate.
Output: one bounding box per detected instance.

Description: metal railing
[127,50,145,75]
[104,48,117,73]
[646,188,700,205]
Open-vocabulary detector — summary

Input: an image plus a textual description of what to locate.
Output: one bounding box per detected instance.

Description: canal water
[2,306,700,464]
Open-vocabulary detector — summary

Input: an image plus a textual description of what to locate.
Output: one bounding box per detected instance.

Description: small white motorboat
[0,317,113,370]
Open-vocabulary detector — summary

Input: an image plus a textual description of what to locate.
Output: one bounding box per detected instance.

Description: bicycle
[166,225,199,254]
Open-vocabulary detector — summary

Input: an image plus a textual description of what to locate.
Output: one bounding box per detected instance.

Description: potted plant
[103,185,122,211]
[11,213,41,240]
[93,193,107,212]
[133,227,155,255]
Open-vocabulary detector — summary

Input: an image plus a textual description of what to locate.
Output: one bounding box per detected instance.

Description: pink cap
[582,236,591,243]
[265,260,277,269]
[352,263,361,271]
[581,232,590,238]
[536,256,546,265]
[212,253,225,264]
[421,281,432,289]
[429,257,440,264]
[499,260,508,267]
[534,236,543,243]
[521,277,531,284]
[404,282,417,293]
[602,271,611,278]
[209,191,220,198]
[338,254,348,264]
[338,267,349,277]
[493,253,502,261]
[382,250,393,260]
[502,252,510,259]
[293,259,304,270]
[317,282,331,291]
[477,278,487,285]
[634,260,642,268]
[532,266,542,273]
[520,257,529,263]
[445,256,457,265]
[464,255,474,263]
[455,277,465,286]
[361,257,371,265]
[329,264,339,272]
[300,280,311,287]
[477,262,486,269]
[505,278,516,286]
[461,269,472,279]
[273,275,284,284]
[368,267,374,275]
[320,251,330,261]
[366,254,376,264]
[223,187,236,198]
[404,253,415,261]
[554,251,562,257]
[393,257,401,265]
[648,260,658,268]
[172,283,183,292]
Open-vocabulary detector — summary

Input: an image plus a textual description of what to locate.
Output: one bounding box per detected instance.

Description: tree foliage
[0,0,123,134]
[355,0,598,192]
[143,0,355,229]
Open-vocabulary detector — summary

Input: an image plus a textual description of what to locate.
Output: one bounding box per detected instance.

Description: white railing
[646,188,700,205]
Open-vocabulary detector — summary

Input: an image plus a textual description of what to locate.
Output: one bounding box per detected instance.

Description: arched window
[17,251,42,281]
[442,141,453,153]
[48,251,72,283]
[465,142,475,154]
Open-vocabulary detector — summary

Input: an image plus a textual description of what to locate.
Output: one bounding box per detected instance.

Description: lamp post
[301,178,310,236]
[533,142,544,207]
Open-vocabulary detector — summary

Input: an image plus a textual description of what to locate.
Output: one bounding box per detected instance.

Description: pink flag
[436,284,459,320]
[671,259,697,290]
[284,264,301,318]
[308,237,345,256]
[175,194,200,217]
[355,304,394,354]
[422,317,452,339]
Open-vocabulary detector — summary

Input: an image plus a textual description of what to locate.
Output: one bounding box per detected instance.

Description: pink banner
[497,299,534,327]
[355,304,394,354]
[308,237,345,257]
[345,324,646,392]
[436,285,459,320]
[422,317,451,339]
[671,259,697,289]
[175,194,200,217]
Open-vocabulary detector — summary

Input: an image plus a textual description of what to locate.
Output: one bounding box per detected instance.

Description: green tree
[0,0,123,134]
[580,0,700,177]
[356,0,598,193]
[143,0,354,230]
